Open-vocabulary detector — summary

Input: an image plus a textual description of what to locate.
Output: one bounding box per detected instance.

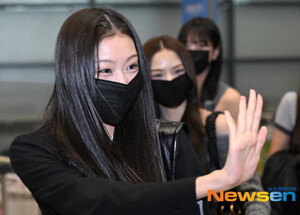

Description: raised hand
[222,89,267,187]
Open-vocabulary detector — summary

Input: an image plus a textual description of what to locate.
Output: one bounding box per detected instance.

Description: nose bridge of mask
[96,88,121,121]
[189,50,209,61]
[151,73,192,107]
[94,72,142,125]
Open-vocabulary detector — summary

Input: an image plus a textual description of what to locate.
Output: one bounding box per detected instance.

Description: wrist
[195,169,233,200]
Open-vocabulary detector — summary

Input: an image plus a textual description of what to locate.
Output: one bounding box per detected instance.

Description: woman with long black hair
[178,17,240,121]
[143,35,270,215]
[10,7,266,215]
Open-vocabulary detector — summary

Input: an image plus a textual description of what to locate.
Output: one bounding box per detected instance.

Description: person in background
[143,35,270,215]
[268,91,299,157]
[143,35,226,170]
[178,17,240,120]
[10,7,267,215]
[263,91,300,214]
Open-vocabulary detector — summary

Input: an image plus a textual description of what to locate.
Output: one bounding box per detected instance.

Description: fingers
[256,126,268,154]
[237,96,247,136]
[246,89,256,130]
[252,94,263,133]
[225,110,236,140]
[241,89,263,134]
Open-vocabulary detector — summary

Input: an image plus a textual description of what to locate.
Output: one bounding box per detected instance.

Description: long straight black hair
[178,17,223,101]
[143,35,207,170]
[44,7,166,183]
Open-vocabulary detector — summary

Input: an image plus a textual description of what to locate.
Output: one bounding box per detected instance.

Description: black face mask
[151,73,192,108]
[95,72,143,125]
[189,50,209,75]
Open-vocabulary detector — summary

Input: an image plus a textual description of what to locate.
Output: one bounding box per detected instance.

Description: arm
[10,135,200,215]
[10,89,265,214]
[215,88,240,121]
[195,89,267,199]
[268,128,290,157]
[268,92,297,157]
[205,93,271,215]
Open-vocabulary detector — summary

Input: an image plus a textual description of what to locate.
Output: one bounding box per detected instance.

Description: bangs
[189,29,210,45]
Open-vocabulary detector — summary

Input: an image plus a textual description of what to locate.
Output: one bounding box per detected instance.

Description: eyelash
[98,69,111,73]
[151,73,162,78]
[174,69,184,74]
[96,63,138,77]
[127,64,139,71]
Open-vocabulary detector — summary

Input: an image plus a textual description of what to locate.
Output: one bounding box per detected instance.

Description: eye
[99,69,111,73]
[96,68,112,78]
[174,69,185,75]
[151,71,164,80]
[126,64,139,72]
[151,73,162,79]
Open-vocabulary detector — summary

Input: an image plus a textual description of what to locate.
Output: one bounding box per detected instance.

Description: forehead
[97,32,137,57]
[151,49,182,66]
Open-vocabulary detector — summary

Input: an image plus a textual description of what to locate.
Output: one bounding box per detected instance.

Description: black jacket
[10,121,205,215]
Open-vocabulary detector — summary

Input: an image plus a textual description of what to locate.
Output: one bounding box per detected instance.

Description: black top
[10,125,204,215]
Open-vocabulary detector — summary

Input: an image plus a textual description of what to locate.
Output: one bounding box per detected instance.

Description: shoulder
[278,91,297,109]
[220,87,240,105]
[274,91,297,133]
[215,86,240,120]
[276,91,297,119]
[12,126,53,148]
[215,82,240,107]
[10,126,56,162]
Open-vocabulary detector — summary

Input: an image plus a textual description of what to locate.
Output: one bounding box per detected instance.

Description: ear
[212,46,220,61]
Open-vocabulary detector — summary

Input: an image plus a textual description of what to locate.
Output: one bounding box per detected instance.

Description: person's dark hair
[143,35,206,169]
[178,17,222,101]
[44,7,166,183]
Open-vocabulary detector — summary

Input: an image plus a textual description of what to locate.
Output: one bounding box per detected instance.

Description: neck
[196,69,209,97]
[103,123,115,140]
[159,100,187,122]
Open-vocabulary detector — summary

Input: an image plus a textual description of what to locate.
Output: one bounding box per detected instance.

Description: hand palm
[223,90,267,187]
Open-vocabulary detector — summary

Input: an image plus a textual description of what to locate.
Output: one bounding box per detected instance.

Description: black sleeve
[175,129,218,215]
[10,134,200,215]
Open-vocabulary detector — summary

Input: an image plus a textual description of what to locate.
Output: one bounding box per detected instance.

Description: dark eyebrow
[151,69,163,72]
[126,54,138,62]
[172,64,184,70]
[96,59,115,64]
[95,54,138,64]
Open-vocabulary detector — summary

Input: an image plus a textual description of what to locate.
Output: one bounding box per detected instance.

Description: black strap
[205,111,223,170]
[157,120,186,181]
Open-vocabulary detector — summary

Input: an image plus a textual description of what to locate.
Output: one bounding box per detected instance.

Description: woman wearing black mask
[10,7,267,215]
[143,35,270,215]
[144,35,228,169]
[178,17,240,120]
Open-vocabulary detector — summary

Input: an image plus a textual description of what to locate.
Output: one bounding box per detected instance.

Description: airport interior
[0,0,300,214]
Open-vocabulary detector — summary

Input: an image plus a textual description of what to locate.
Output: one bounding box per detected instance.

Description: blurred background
[1,0,300,160]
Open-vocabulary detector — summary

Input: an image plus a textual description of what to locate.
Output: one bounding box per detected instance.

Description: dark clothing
[10,125,203,215]
[262,151,300,215]
[202,81,229,112]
